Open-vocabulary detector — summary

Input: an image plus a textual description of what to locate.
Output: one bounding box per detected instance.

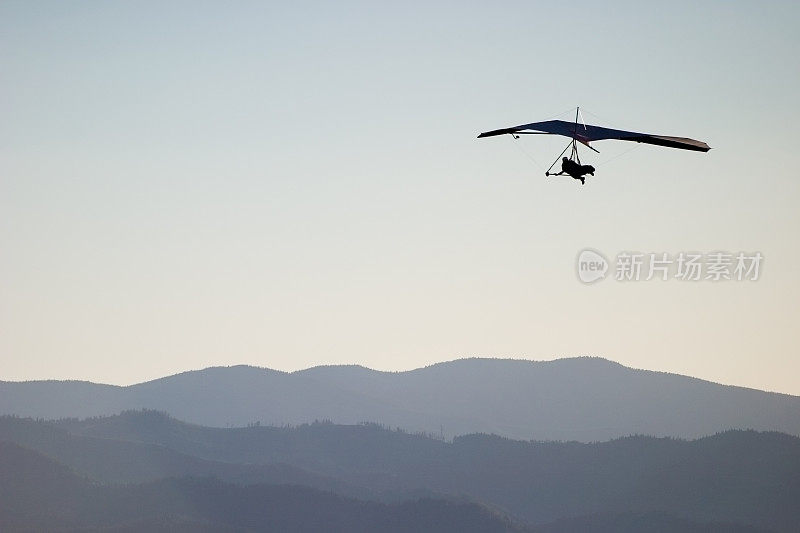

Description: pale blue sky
[2,1,799,393]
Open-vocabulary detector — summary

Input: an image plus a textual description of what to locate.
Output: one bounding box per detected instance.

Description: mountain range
[0,440,525,533]
[2,411,795,532]
[2,357,799,441]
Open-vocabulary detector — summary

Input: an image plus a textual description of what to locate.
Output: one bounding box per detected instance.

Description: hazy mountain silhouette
[0,441,525,533]
[2,357,799,441]
[2,411,797,531]
[0,414,371,498]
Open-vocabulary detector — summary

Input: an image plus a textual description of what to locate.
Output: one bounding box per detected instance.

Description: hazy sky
[2,1,799,394]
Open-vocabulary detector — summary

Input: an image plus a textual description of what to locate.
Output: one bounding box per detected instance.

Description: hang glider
[478,108,710,184]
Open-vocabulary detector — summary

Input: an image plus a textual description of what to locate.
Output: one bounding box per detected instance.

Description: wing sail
[478,120,710,152]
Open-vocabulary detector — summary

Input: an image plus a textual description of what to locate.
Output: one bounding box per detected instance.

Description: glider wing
[478,120,710,152]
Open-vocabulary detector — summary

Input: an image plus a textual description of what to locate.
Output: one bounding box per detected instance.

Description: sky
[2,1,799,394]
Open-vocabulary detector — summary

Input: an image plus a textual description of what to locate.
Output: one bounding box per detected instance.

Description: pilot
[561,157,595,185]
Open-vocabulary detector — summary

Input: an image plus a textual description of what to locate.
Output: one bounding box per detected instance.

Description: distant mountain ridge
[2,357,799,441]
[1,412,796,532]
[0,440,525,533]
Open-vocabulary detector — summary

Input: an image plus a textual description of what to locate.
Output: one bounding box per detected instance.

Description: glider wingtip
[478,129,513,139]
